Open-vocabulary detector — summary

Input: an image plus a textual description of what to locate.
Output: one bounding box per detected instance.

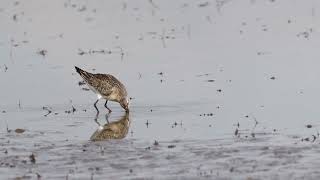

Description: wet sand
[1,0,320,179]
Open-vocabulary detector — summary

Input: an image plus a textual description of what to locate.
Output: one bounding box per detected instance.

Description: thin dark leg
[104,100,112,113]
[94,99,99,114]
[94,114,100,126]
[105,113,110,124]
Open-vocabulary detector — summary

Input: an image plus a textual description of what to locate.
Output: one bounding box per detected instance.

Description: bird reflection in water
[90,112,130,141]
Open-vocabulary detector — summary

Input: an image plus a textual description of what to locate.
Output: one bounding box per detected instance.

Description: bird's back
[75,66,127,99]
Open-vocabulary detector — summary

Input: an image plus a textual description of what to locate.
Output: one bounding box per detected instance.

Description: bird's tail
[75,66,93,81]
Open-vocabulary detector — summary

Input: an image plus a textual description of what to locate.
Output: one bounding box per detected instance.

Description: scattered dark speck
[36,173,41,179]
[168,145,176,149]
[207,80,215,82]
[198,2,209,7]
[37,49,47,57]
[270,76,276,80]
[217,89,222,92]
[306,124,312,128]
[302,137,310,142]
[29,153,36,164]
[153,141,159,146]
[129,169,133,173]
[65,110,71,114]
[13,14,17,21]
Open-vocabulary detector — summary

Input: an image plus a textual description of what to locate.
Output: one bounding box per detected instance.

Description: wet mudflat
[1,0,320,179]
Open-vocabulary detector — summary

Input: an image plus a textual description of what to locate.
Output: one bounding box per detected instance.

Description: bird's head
[120,97,130,113]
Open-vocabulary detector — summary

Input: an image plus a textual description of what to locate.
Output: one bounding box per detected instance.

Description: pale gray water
[1,0,320,179]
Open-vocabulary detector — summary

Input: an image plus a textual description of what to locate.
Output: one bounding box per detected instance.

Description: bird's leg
[94,99,99,114]
[94,114,100,126]
[104,100,112,113]
[105,113,110,124]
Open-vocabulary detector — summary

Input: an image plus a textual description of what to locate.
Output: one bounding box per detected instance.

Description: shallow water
[1,0,320,179]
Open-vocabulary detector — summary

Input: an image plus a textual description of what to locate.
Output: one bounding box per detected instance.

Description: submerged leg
[94,114,100,125]
[105,113,110,124]
[94,99,99,114]
[104,100,112,113]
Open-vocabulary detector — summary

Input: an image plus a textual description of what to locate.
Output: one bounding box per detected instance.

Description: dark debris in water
[3,64,8,72]
[145,120,151,128]
[196,73,210,77]
[297,28,313,39]
[167,145,176,149]
[72,106,76,113]
[301,135,317,142]
[37,49,47,57]
[42,106,52,117]
[153,141,159,146]
[235,129,239,136]
[14,129,25,134]
[29,153,36,164]
[306,124,312,128]
[200,113,214,117]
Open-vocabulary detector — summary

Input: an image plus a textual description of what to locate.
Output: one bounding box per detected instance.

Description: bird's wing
[86,74,115,97]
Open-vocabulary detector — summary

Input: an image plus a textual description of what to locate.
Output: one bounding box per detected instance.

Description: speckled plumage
[75,66,129,112]
[90,113,130,141]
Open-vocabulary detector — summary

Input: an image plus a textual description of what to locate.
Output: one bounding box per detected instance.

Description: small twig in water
[43,106,52,117]
[115,46,125,60]
[18,99,21,109]
[5,120,11,133]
